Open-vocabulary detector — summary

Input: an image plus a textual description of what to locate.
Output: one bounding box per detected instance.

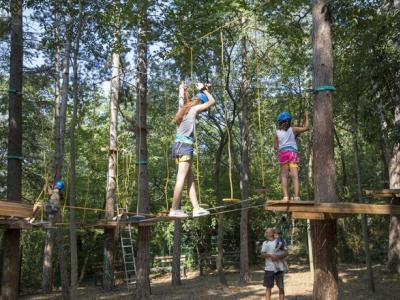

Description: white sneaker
[282,197,289,201]
[193,207,210,217]
[169,209,189,218]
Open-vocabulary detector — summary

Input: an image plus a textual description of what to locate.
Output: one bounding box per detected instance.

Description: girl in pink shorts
[273,112,309,201]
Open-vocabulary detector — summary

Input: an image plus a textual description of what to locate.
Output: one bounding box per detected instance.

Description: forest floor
[20,263,400,300]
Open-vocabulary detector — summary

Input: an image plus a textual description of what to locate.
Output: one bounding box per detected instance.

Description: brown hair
[175,96,201,125]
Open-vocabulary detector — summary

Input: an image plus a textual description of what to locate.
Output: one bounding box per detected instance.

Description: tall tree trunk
[54,14,73,300]
[103,24,121,291]
[0,1,23,298]
[136,1,151,297]
[239,28,250,284]
[171,71,185,287]
[387,1,400,273]
[42,4,61,290]
[352,104,375,292]
[311,1,338,299]
[388,98,400,273]
[215,133,228,285]
[69,2,84,298]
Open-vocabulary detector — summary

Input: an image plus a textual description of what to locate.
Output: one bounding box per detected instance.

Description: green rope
[7,155,24,160]
[313,85,336,93]
[135,160,148,165]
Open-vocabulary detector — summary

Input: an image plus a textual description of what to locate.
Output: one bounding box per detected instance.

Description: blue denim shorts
[172,142,194,164]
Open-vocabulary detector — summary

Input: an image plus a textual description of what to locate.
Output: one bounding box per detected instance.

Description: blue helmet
[55,180,65,190]
[196,92,208,103]
[277,112,292,123]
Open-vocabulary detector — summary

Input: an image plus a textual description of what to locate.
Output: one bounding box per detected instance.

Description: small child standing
[274,230,289,273]
[44,180,64,225]
[273,112,309,201]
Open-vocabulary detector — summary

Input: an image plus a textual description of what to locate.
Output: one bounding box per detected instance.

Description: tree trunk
[388,97,400,273]
[69,2,84,298]
[215,133,227,285]
[103,16,121,291]
[388,1,400,272]
[42,4,61,291]
[171,71,185,287]
[135,1,151,297]
[171,218,182,286]
[1,1,23,298]
[311,1,338,299]
[239,28,250,284]
[352,105,375,292]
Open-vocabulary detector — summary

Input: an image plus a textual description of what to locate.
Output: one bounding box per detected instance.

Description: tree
[1,0,23,298]
[388,0,400,274]
[103,2,121,290]
[69,1,84,298]
[311,0,338,299]
[135,0,151,297]
[239,23,250,284]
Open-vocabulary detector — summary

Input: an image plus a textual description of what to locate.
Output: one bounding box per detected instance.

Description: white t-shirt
[276,127,298,152]
[261,239,286,272]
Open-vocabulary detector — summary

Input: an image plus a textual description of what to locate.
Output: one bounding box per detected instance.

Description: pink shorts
[278,150,299,166]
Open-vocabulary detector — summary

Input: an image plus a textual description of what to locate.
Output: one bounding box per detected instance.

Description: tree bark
[215,133,228,285]
[239,28,250,284]
[135,1,151,297]
[388,97,400,273]
[42,3,61,291]
[0,1,23,298]
[352,105,375,292]
[103,12,121,291]
[387,0,400,274]
[69,2,84,298]
[311,1,338,299]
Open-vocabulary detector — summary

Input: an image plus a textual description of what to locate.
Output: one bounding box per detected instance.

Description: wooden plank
[365,189,400,198]
[266,202,400,215]
[0,201,33,218]
[292,211,326,220]
[266,200,315,206]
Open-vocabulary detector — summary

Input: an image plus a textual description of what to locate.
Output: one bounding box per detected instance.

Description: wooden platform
[265,200,400,220]
[0,201,33,219]
[365,189,400,199]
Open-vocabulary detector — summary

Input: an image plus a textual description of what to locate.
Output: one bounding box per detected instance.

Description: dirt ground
[20,264,400,300]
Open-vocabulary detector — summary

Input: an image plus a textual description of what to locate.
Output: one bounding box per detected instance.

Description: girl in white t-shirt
[273,112,309,201]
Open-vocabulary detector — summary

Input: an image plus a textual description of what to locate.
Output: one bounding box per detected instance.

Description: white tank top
[276,127,298,152]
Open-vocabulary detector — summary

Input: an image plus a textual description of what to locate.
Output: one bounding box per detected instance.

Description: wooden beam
[265,201,400,215]
[0,201,32,218]
[292,212,326,220]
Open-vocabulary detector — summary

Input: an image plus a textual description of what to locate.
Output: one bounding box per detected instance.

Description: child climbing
[169,83,215,218]
[273,112,309,201]
[44,180,64,225]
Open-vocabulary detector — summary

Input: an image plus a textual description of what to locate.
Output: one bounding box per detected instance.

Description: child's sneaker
[293,196,301,201]
[168,209,188,218]
[282,196,289,201]
[193,207,210,217]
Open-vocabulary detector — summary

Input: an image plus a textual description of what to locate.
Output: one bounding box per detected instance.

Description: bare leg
[265,288,271,300]
[290,166,299,198]
[171,162,191,210]
[186,168,200,210]
[279,288,285,300]
[280,165,289,199]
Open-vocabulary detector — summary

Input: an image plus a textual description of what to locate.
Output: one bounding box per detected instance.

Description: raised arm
[196,89,216,113]
[293,112,310,136]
